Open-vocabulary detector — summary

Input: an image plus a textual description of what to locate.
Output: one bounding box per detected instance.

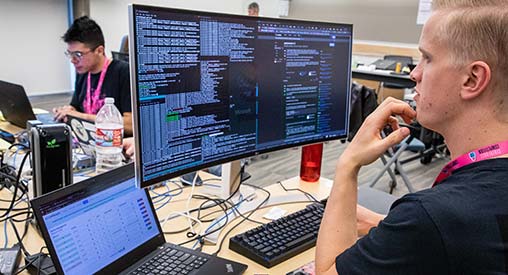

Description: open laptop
[66,114,96,157]
[30,163,247,275]
[0,80,56,128]
[370,59,397,71]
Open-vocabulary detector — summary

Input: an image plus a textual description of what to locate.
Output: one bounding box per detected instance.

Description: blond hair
[430,1,508,94]
[432,0,507,9]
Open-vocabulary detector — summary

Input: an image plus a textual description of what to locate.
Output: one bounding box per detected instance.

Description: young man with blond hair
[316,0,508,273]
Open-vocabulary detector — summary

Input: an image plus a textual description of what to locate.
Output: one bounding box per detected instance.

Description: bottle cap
[105,97,115,104]
[395,62,402,73]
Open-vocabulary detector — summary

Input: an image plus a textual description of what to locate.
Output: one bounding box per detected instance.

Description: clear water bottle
[95,97,123,174]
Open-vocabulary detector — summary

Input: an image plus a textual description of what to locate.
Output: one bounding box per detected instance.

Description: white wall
[0,0,282,96]
[0,0,423,95]
[241,0,281,17]
[288,0,423,44]
[0,0,72,95]
[89,0,282,57]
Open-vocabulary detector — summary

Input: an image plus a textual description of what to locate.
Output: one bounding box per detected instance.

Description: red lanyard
[84,59,110,114]
[433,140,508,187]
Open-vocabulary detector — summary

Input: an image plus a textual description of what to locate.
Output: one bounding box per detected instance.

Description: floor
[245,141,448,197]
[29,93,449,198]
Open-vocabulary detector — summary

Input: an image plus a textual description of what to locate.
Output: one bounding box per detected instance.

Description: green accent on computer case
[46,138,60,149]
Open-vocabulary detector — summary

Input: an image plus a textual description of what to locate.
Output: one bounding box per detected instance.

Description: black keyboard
[229,203,324,268]
[130,246,208,275]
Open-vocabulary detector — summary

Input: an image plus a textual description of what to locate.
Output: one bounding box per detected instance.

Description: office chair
[369,123,448,194]
[358,184,398,215]
[111,51,129,63]
[399,125,448,165]
[109,35,130,63]
[120,35,129,53]
[349,82,378,141]
[348,81,415,192]
[368,124,423,193]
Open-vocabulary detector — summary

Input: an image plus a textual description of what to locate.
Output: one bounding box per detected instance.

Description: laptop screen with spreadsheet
[36,167,161,275]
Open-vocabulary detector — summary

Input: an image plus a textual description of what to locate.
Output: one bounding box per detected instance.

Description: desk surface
[0,120,22,134]
[0,175,332,274]
[0,121,22,152]
[352,69,415,88]
[0,108,49,134]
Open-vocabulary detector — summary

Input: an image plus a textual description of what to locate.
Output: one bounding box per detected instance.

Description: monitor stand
[220,160,242,199]
[199,160,242,199]
[180,172,203,185]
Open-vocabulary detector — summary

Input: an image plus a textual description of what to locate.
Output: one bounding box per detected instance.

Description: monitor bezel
[129,4,353,188]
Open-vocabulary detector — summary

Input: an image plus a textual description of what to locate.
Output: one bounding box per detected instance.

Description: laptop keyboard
[130,246,208,275]
[36,113,56,124]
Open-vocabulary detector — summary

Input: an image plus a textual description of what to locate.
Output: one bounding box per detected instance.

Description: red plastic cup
[300,143,323,182]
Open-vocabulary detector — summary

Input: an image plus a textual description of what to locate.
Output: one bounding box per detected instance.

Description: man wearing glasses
[53,16,132,136]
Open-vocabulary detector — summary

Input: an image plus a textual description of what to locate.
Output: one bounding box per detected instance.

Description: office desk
[0,107,51,134]
[0,120,23,135]
[0,175,333,274]
[352,69,415,88]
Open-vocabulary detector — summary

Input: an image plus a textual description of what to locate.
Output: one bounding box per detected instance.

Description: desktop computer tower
[28,122,72,199]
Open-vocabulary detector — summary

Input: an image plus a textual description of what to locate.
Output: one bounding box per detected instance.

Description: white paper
[263,207,287,220]
[417,0,433,25]
[278,0,290,17]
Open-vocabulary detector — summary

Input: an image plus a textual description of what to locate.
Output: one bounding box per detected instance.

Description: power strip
[26,253,56,275]
[0,246,21,275]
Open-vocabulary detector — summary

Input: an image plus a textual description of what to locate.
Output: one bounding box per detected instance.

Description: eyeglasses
[64,49,93,61]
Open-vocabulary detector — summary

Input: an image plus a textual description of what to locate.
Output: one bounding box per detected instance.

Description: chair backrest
[349,82,378,141]
[111,51,129,63]
[119,35,129,53]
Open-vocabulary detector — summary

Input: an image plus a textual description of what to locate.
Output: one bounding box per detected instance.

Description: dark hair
[62,16,105,49]
[248,2,259,10]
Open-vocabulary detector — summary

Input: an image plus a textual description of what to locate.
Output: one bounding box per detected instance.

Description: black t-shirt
[70,59,131,114]
[336,158,508,274]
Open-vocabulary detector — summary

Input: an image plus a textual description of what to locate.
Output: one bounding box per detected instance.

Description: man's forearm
[314,98,416,275]
[70,111,96,122]
[123,112,133,137]
[357,205,386,236]
[315,159,360,274]
[123,122,132,137]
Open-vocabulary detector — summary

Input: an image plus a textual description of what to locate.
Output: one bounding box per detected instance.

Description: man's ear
[95,45,105,55]
[461,61,491,100]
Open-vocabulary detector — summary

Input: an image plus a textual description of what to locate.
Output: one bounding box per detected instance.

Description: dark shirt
[336,158,508,274]
[70,59,131,114]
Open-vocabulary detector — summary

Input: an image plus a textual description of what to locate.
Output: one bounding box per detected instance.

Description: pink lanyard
[84,59,111,114]
[433,140,508,187]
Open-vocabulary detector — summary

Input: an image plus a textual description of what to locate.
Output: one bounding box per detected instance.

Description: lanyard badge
[84,59,111,114]
[433,140,508,186]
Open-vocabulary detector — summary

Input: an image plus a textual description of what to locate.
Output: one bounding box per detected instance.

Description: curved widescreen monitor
[129,4,353,188]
